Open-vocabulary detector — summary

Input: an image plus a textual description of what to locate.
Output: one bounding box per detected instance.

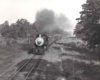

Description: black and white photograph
[0,0,100,80]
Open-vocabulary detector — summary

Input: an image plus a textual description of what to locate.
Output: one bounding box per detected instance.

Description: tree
[74,24,84,38]
[29,22,38,38]
[0,21,10,38]
[74,0,100,48]
[8,23,18,39]
[0,19,32,39]
[15,19,30,38]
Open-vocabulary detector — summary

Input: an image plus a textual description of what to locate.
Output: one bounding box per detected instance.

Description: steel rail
[8,55,35,80]
[24,53,45,80]
[0,55,32,77]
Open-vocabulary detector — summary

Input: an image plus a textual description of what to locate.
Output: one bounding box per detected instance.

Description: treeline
[0,19,37,39]
[74,0,100,49]
[0,9,71,41]
[0,19,65,39]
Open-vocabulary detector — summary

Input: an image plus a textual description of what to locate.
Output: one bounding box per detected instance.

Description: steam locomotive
[28,33,49,55]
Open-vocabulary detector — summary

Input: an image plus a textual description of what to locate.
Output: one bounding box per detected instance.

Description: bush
[19,43,33,51]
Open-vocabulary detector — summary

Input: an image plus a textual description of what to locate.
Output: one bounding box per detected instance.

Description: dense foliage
[0,19,66,39]
[74,0,100,48]
[0,9,71,41]
[0,19,38,39]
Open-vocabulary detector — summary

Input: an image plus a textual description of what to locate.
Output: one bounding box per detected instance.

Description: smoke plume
[35,9,73,34]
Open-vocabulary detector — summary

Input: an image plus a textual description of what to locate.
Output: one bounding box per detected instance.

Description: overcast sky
[0,0,86,31]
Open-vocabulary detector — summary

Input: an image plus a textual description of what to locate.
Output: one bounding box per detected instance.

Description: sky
[0,0,86,31]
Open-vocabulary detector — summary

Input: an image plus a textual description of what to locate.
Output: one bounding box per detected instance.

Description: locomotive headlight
[35,37,44,46]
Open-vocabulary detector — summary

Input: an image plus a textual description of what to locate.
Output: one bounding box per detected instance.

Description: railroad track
[0,51,65,80]
[7,53,45,80]
[0,38,62,80]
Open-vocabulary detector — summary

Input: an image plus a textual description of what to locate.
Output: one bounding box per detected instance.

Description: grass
[62,42,100,61]
[19,43,33,51]
[62,59,100,80]
[15,57,100,80]
[0,44,21,61]
[56,41,100,80]
[63,43,89,53]
[0,38,100,80]
[0,44,24,74]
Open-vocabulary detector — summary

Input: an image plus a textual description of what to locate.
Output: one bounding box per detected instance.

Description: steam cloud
[35,9,73,34]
